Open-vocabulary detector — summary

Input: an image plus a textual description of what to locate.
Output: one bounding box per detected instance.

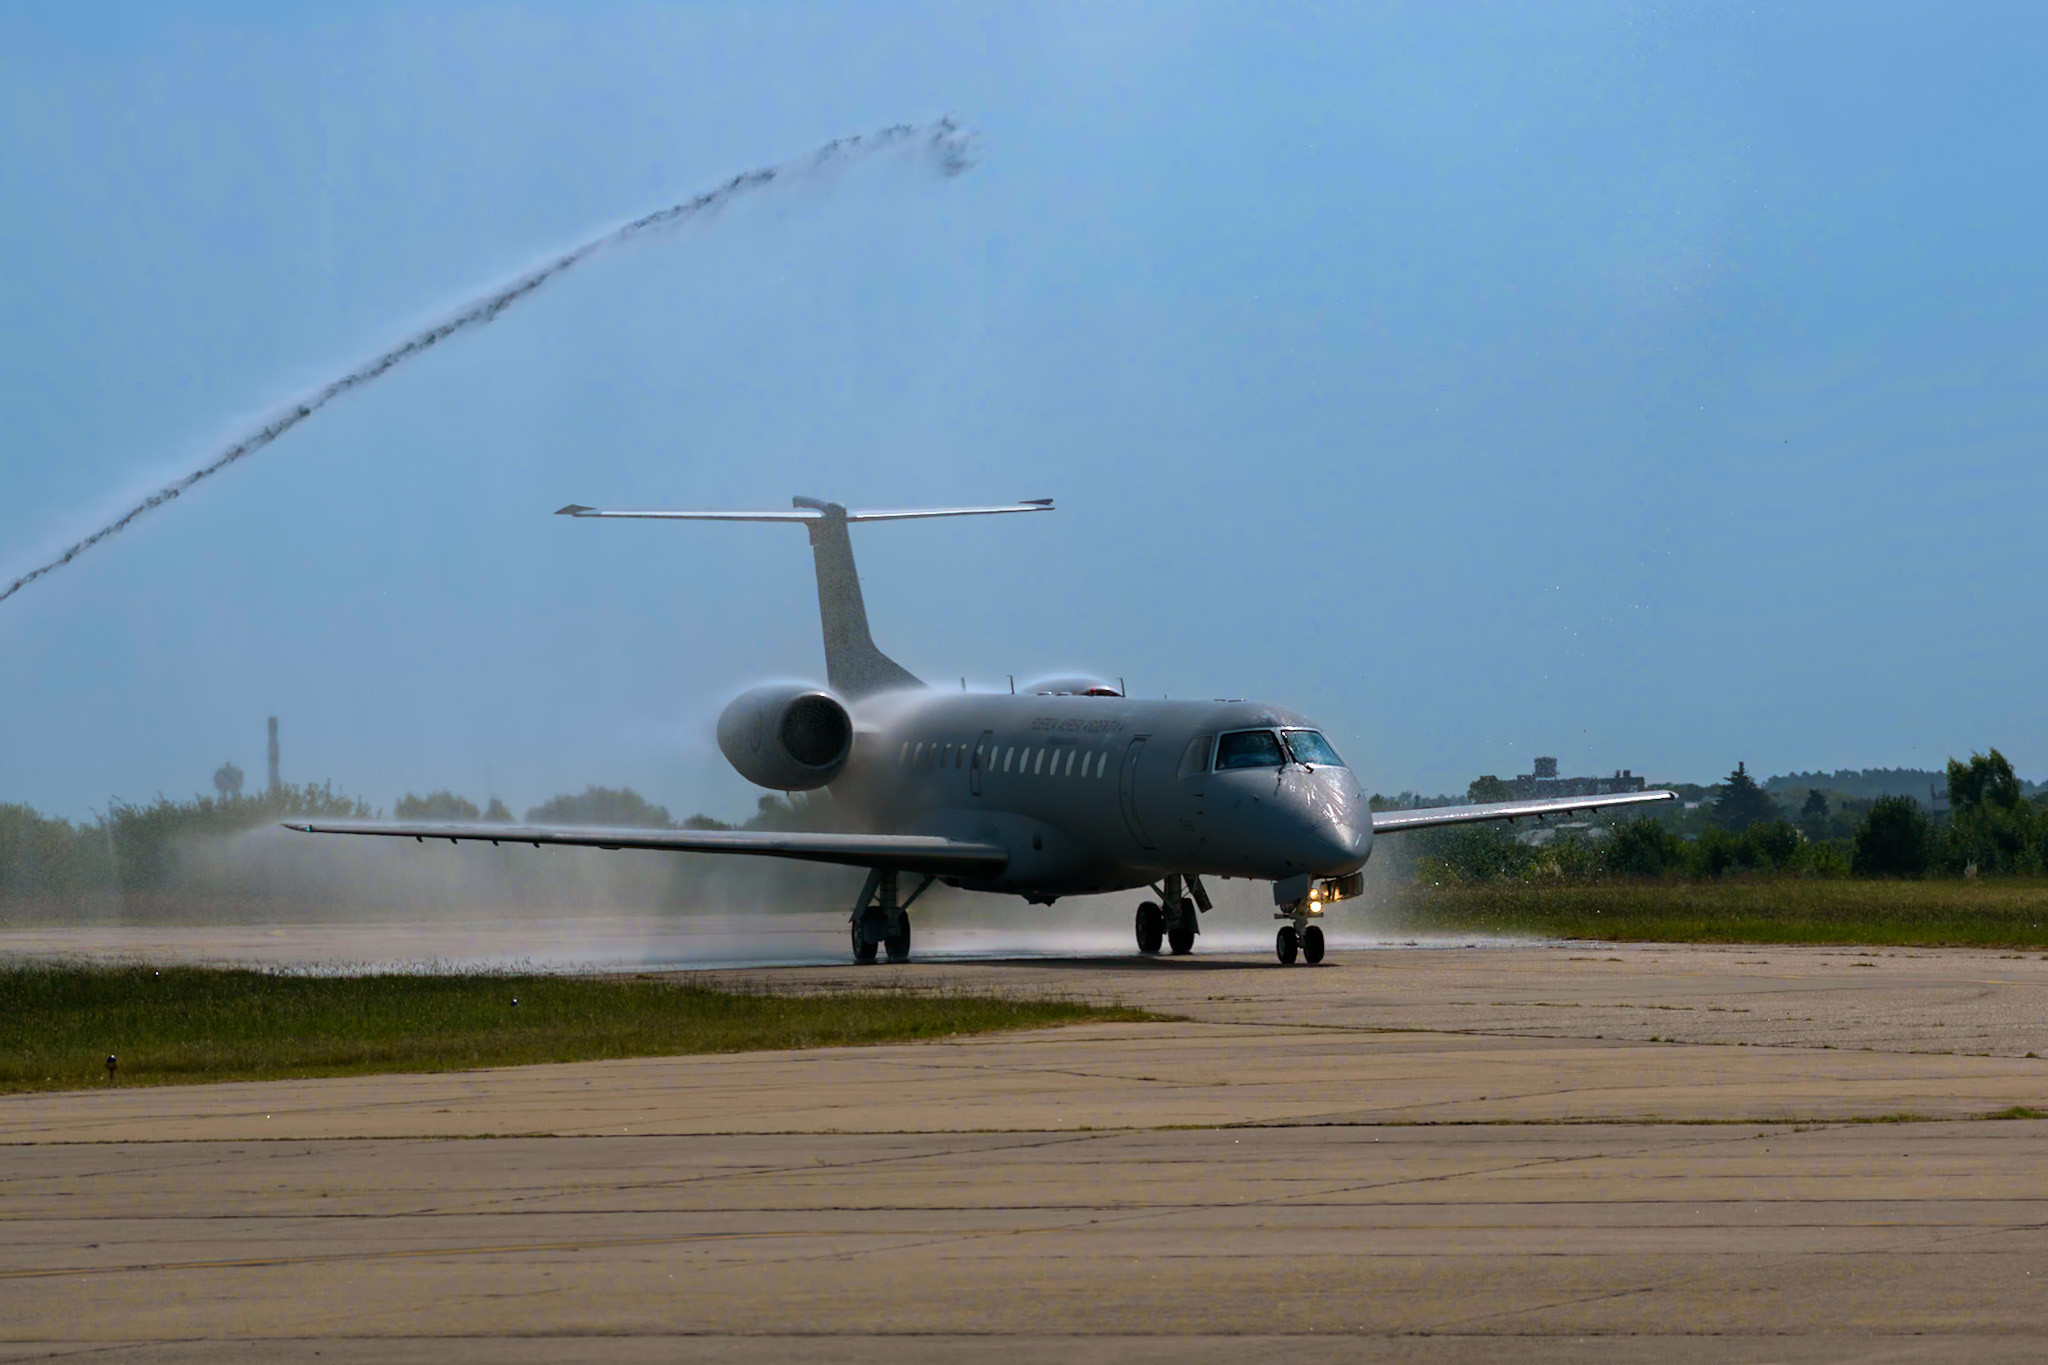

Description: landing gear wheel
[1276,925,1299,965]
[1167,921,1195,955]
[852,922,878,964]
[1135,902,1164,955]
[1301,924,1325,965]
[884,916,912,963]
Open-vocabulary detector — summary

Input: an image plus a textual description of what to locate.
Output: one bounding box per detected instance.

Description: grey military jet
[290,499,1673,964]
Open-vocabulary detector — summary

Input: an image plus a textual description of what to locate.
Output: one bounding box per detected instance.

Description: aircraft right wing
[1370,789,1677,833]
[284,821,1009,876]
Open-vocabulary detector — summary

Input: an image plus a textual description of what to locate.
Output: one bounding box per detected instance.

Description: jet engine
[716,684,853,791]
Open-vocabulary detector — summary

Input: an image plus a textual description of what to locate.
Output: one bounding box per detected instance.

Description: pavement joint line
[0,1230,842,1282]
[9,1111,2048,1146]
[14,1198,2048,1224]
[459,1129,1133,1216]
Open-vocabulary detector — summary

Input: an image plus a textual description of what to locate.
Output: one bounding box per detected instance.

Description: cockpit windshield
[1214,729,1287,770]
[1282,730,1347,768]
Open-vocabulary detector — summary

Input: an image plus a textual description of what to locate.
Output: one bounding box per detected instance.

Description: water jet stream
[1,118,975,606]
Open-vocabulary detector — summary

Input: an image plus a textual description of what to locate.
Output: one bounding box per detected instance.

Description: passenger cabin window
[1282,730,1347,768]
[1177,734,1215,779]
[1215,729,1286,770]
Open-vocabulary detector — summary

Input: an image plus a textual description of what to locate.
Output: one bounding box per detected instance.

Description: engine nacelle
[716,684,853,791]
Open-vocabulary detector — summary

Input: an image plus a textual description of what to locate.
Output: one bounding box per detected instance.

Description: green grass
[1386,878,2048,948]
[0,964,1156,1095]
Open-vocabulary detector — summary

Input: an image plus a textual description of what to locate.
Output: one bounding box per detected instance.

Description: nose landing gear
[1274,904,1328,966]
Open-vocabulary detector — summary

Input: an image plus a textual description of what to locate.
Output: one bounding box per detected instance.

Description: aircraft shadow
[940,953,1321,974]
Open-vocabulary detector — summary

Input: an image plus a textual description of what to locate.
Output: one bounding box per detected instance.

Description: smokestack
[267,716,280,795]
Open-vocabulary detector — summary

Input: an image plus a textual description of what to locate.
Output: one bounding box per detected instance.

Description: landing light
[1315,872,1366,903]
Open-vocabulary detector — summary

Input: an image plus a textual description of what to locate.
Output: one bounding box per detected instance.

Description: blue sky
[2,1,2043,821]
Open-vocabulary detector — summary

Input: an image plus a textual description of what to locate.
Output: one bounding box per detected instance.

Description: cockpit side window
[1177,734,1215,778]
[1214,729,1286,770]
[1282,730,1347,768]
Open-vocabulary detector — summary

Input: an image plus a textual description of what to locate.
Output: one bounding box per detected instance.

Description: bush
[1413,823,1531,884]
[1797,839,1854,879]
[394,790,481,821]
[1853,795,1935,878]
[1605,818,1687,878]
[1745,820,1802,869]
[524,786,673,828]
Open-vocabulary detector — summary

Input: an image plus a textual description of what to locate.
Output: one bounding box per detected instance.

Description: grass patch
[1386,878,2048,948]
[0,963,1156,1095]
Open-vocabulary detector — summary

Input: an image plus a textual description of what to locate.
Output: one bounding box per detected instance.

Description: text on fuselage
[1030,717,1127,734]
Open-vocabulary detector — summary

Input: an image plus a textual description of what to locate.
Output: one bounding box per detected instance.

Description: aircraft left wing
[283,821,1008,876]
[1370,789,1677,833]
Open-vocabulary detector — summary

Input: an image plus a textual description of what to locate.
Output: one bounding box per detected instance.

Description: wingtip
[1021,498,1055,508]
[555,504,593,516]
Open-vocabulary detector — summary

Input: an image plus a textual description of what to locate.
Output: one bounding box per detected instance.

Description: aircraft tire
[885,916,912,963]
[1135,902,1165,954]
[852,922,879,964]
[1275,925,1299,965]
[1302,924,1325,965]
[1167,922,1195,955]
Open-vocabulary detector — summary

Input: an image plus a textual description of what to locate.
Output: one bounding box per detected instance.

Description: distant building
[1471,754,1649,801]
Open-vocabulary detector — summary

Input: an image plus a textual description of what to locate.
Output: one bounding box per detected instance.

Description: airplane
[289,498,1675,964]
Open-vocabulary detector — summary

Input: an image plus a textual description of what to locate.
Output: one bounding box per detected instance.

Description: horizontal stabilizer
[553,493,1053,699]
[285,820,1008,876]
[554,500,1054,523]
[1370,788,1677,834]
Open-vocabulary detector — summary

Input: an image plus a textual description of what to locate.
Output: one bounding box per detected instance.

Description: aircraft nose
[1303,814,1368,871]
[1290,771,1369,874]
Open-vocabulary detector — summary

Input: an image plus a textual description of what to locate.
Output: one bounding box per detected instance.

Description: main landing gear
[850,868,934,964]
[1135,902,1165,954]
[1134,874,1210,956]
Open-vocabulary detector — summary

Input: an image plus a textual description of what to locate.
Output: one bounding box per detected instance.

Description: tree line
[0,782,811,902]
[1417,749,2048,884]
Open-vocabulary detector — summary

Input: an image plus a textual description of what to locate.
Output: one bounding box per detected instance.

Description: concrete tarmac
[5,942,2048,1361]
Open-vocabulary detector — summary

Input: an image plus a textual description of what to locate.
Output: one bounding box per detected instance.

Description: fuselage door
[970,729,993,796]
[1118,735,1155,850]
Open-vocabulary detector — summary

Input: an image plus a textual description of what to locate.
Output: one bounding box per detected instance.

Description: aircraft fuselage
[832,691,1371,899]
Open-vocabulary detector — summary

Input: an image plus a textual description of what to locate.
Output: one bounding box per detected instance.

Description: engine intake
[716,685,853,791]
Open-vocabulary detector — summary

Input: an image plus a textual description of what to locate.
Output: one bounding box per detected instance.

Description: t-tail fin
[555,496,1054,701]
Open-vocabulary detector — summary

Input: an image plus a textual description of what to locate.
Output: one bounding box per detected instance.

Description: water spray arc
[0,119,976,607]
